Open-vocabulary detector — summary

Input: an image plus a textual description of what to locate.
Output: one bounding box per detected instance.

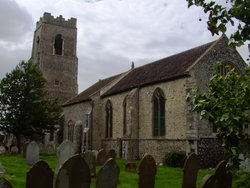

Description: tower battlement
[36,12,76,29]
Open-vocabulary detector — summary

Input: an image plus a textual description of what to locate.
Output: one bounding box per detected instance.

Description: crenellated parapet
[36,12,76,29]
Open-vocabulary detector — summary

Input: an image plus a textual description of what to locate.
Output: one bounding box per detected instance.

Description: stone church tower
[31,12,78,104]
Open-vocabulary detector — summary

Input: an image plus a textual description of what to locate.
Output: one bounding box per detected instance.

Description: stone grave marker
[55,154,91,188]
[73,120,83,153]
[138,154,157,188]
[10,146,18,154]
[0,177,13,188]
[125,161,137,172]
[107,149,117,159]
[95,158,120,188]
[26,141,40,165]
[82,151,96,177]
[0,145,6,154]
[26,160,54,188]
[46,143,55,154]
[56,140,77,172]
[182,153,200,188]
[97,149,107,165]
[213,160,232,188]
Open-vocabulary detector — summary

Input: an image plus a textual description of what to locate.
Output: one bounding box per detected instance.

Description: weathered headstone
[125,161,137,172]
[26,160,54,188]
[0,177,13,188]
[97,149,107,165]
[10,146,18,154]
[26,141,40,165]
[46,143,55,154]
[138,154,157,188]
[95,158,120,188]
[56,140,77,172]
[182,153,200,188]
[0,145,6,154]
[107,149,117,159]
[82,151,96,177]
[55,154,91,188]
[214,160,232,188]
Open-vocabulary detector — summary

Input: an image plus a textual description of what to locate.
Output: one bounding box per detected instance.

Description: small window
[105,100,113,138]
[54,80,60,86]
[152,88,165,136]
[54,34,63,55]
[123,96,127,135]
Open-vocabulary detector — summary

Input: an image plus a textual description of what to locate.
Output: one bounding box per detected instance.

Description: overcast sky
[0,0,249,92]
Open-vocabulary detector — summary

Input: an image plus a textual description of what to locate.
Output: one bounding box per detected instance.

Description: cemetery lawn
[0,153,235,188]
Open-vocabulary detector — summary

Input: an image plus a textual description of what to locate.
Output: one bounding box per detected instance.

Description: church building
[31,13,247,167]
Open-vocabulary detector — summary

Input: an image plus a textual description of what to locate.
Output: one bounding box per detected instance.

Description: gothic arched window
[152,88,165,136]
[123,96,127,135]
[68,120,74,142]
[217,62,240,76]
[105,100,113,138]
[54,34,63,55]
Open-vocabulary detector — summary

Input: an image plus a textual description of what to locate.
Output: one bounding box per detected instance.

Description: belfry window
[54,34,64,55]
[105,100,113,138]
[152,88,165,136]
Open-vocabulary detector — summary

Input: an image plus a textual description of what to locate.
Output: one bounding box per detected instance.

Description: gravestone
[46,143,55,154]
[0,145,6,154]
[26,141,40,165]
[107,149,117,159]
[55,154,91,188]
[0,177,13,188]
[56,140,77,172]
[213,160,232,188]
[182,153,200,188]
[138,154,157,188]
[95,158,120,188]
[26,160,54,188]
[82,151,96,177]
[97,149,107,165]
[10,146,18,154]
[125,161,137,172]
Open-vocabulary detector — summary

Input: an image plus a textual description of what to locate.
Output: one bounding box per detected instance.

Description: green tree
[187,63,250,169]
[186,0,250,47]
[0,61,64,151]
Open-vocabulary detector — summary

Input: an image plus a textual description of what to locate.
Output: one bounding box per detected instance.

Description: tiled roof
[62,74,122,106]
[103,40,215,97]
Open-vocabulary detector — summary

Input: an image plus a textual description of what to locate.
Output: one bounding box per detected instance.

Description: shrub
[164,151,186,167]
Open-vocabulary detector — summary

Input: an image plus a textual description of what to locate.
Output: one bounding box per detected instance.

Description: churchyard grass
[0,153,229,188]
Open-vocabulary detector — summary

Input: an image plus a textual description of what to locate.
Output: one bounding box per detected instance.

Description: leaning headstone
[138,154,157,188]
[95,158,120,188]
[107,149,117,159]
[0,177,13,188]
[55,154,91,188]
[182,153,200,188]
[56,140,77,172]
[26,141,40,165]
[97,149,107,165]
[26,160,54,188]
[0,146,6,154]
[213,160,232,188]
[82,151,96,177]
[10,146,18,154]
